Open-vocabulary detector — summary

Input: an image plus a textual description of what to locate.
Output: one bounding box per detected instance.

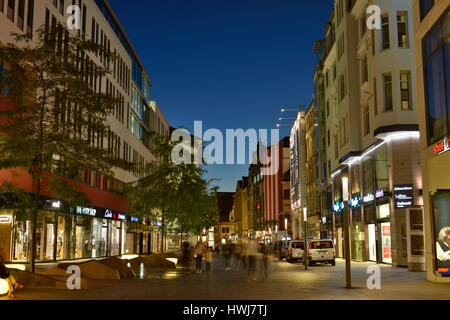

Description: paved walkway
[2,256,450,300]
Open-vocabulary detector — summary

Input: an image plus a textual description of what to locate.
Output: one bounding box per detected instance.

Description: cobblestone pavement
[2,257,450,300]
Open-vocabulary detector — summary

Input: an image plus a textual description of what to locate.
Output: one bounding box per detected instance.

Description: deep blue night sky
[110,0,334,192]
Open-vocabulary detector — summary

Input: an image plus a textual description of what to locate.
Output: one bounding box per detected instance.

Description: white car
[286,240,304,263]
[307,239,336,266]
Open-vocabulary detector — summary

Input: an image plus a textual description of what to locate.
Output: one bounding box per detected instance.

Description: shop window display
[433,190,450,276]
[111,221,121,256]
[92,219,108,258]
[12,213,31,262]
[374,144,389,191]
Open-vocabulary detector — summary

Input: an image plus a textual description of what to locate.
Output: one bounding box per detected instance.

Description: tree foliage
[127,132,219,251]
[0,25,120,271]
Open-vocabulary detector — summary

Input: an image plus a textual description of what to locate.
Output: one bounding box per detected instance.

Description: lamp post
[303,207,308,270]
[284,217,288,241]
[342,176,352,289]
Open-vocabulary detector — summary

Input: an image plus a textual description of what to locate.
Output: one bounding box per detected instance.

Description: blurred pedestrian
[182,242,191,269]
[205,247,213,273]
[0,253,24,298]
[240,241,247,271]
[194,240,206,274]
[223,240,232,272]
[260,243,270,281]
[246,240,258,282]
[233,243,241,271]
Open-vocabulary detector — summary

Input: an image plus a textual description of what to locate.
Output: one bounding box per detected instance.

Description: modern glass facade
[423,10,450,145]
[5,200,130,262]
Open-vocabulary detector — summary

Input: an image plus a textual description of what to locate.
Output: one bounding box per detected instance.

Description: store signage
[322,217,327,225]
[376,189,385,198]
[76,206,96,216]
[104,209,113,219]
[433,137,450,155]
[394,185,414,209]
[333,201,345,213]
[364,193,375,203]
[130,216,138,222]
[117,213,126,221]
[350,196,361,208]
[0,216,12,223]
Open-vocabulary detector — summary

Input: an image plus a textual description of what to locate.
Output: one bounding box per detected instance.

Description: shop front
[4,199,128,263]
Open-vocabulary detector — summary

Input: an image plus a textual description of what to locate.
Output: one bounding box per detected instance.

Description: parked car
[286,240,304,263]
[274,240,290,260]
[307,239,336,266]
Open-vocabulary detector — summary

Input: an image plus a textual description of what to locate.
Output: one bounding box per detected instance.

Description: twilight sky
[111,0,334,192]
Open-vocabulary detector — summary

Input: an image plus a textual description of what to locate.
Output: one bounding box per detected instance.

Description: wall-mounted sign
[0,216,12,223]
[350,196,361,208]
[333,201,345,213]
[129,216,138,222]
[104,209,113,219]
[394,185,414,209]
[73,206,97,216]
[364,193,375,203]
[433,137,450,155]
[117,213,127,221]
[376,189,385,198]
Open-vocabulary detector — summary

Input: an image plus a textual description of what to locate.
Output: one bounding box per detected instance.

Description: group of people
[181,241,214,274]
[222,240,270,281]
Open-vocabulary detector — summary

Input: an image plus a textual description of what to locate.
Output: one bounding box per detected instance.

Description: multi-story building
[313,0,422,267]
[248,162,264,240]
[233,177,249,241]
[0,0,169,262]
[263,137,290,241]
[290,110,307,240]
[305,102,321,239]
[412,0,449,282]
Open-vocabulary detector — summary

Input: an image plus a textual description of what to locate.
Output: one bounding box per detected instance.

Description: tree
[0,25,120,272]
[127,133,218,252]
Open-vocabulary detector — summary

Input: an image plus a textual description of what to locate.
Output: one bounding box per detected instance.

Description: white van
[307,239,336,266]
[286,240,304,263]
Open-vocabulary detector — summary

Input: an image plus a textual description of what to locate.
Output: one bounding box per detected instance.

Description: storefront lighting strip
[331,132,420,178]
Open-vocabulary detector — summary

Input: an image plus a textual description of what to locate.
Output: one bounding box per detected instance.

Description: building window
[360,14,367,39]
[364,105,370,136]
[17,0,24,30]
[397,12,409,48]
[420,0,434,21]
[326,100,330,117]
[334,135,339,160]
[284,190,290,200]
[327,129,330,146]
[373,77,378,116]
[59,0,64,16]
[423,11,450,145]
[383,74,393,112]
[7,0,14,21]
[362,56,368,84]
[400,71,412,110]
[26,0,34,35]
[381,16,390,50]
[0,0,4,12]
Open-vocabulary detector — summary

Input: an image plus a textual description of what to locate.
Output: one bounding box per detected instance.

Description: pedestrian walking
[205,247,213,273]
[194,240,206,274]
[0,253,24,298]
[240,242,247,271]
[233,243,241,271]
[260,243,270,281]
[223,240,232,272]
[246,240,258,281]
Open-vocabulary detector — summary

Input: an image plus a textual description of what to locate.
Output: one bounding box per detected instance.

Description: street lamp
[284,217,288,241]
[303,207,308,270]
[342,175,352,289]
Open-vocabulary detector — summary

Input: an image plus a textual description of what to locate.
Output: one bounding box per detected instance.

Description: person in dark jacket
[0,254,24,298]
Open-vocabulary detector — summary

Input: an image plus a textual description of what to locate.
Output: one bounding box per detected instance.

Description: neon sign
[0,216,12,223]
[364,193,375,203]
[333,201,345,213]
[434,137,450,155]
[350,196,361,208]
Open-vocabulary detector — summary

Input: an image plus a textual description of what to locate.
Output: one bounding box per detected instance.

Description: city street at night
[2,256,450,301]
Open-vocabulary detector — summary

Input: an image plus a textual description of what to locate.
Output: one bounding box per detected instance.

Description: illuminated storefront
[1,198,129,263]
